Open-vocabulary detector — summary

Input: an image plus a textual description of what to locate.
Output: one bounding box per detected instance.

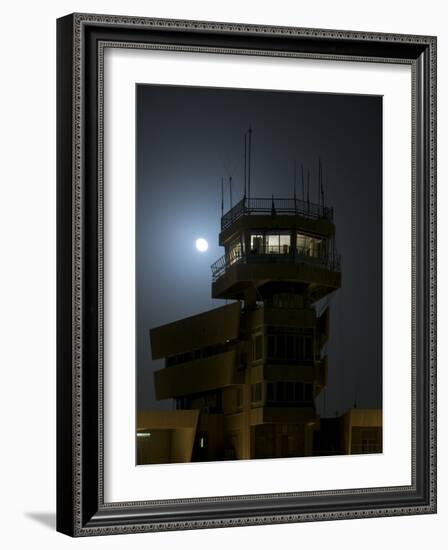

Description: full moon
[195,238,208,253]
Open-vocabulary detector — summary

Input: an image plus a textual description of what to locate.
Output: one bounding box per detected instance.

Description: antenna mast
[301,164,305,202]
[317,158,321,212]
[229,176,233,209]
[319,157,325,213]
[247,127,252,201]
[293,160,297,203]
[243,132,247,199]
[307,169,310,214]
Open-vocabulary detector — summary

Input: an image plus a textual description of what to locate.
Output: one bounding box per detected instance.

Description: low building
[137,410,199,464]
[341,408,383,454]
[314,409,383,456]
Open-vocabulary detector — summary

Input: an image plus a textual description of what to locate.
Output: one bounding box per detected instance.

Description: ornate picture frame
[56,13,436,536]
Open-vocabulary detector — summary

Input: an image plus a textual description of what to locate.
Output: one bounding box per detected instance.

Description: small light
[195,238,208,252]
[137,432,151,438]
[200,437,204,448]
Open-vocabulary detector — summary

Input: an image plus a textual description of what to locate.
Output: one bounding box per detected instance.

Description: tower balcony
[221,196,333,232]
[212,245,341,282]
[211,247,341,301]
[211,244,341,300]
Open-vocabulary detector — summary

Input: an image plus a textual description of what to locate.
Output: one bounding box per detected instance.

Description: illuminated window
[266,233,290,254]
[198,432,208,449]
[228,237,242,265]
[250,234,264,253]
[297,233,322,258]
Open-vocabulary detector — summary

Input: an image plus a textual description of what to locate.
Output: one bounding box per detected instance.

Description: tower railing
[211,245,341,282]
[221,197,334,231]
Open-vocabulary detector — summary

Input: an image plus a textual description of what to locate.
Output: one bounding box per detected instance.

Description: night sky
[136,84,382,417]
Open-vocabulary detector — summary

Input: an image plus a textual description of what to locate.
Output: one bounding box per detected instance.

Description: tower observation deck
[211,196,341,306]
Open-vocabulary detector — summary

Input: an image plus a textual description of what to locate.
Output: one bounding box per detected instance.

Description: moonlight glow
[195,238,208,253]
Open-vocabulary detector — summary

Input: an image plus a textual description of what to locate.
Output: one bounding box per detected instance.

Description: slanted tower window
[297,233,323,258]
[250,234,264,254]
[228,237,243,265]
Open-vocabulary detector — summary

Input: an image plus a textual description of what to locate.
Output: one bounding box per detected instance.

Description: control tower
[149,188,341,461]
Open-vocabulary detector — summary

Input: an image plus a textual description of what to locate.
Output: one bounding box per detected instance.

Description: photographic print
[57,15,436,534]
[56,13,437,534]
[136,84,383,465]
